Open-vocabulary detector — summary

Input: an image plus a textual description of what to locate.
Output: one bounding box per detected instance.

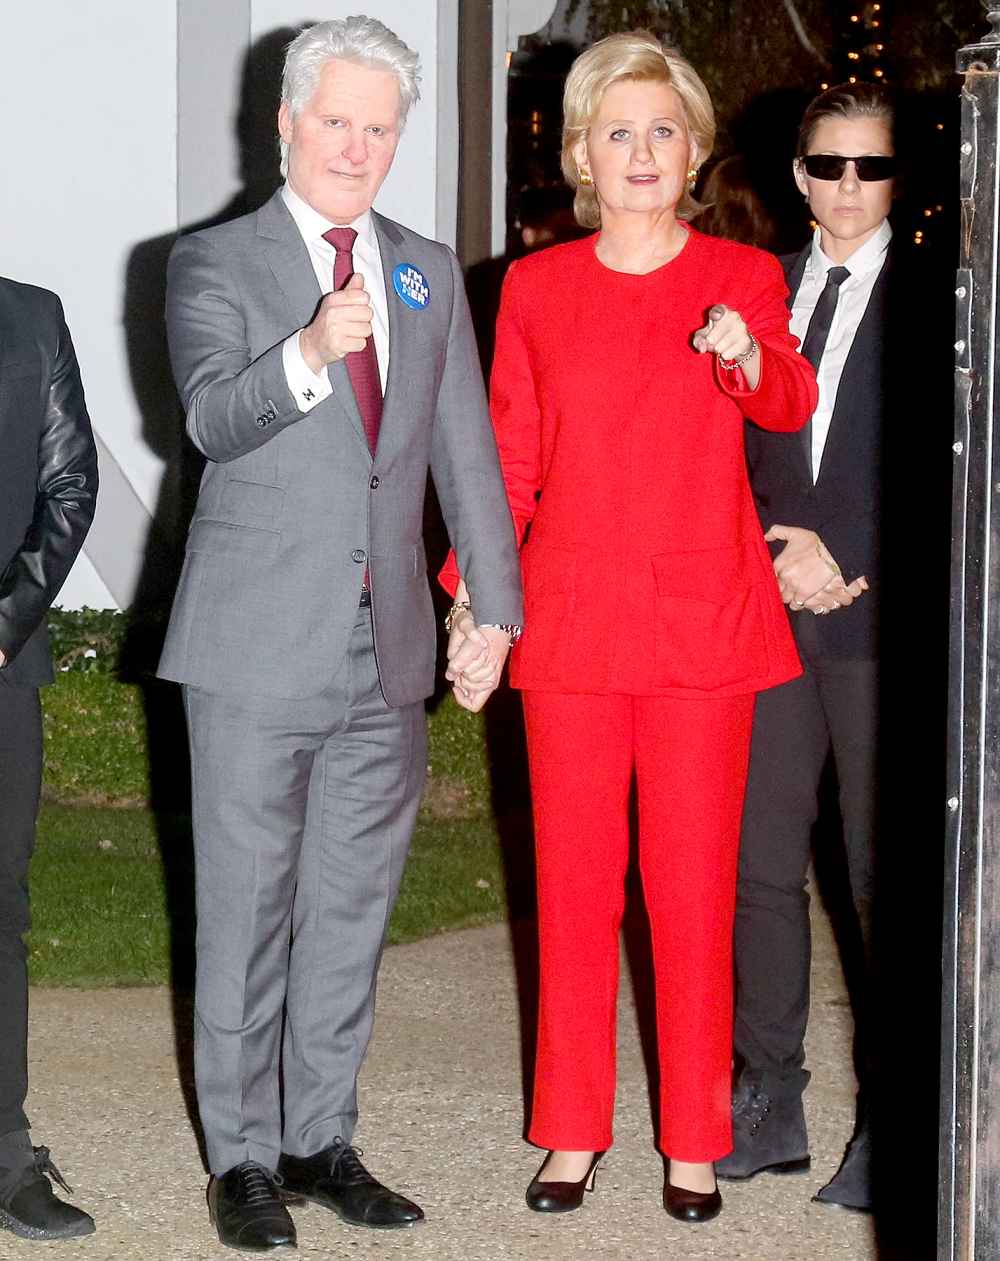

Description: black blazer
[746,240,952,662]
[0,278,98,686]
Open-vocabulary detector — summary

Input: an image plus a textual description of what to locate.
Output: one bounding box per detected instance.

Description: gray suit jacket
[158,192,522,705]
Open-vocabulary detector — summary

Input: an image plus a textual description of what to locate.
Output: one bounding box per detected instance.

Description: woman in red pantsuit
[442,31,816,1224]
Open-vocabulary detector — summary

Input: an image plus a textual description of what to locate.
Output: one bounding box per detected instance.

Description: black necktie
[799,264,850,475]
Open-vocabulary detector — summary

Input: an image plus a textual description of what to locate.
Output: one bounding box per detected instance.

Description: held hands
[766,524,868,615]
[445,610,512,713]
[300,273,373,373]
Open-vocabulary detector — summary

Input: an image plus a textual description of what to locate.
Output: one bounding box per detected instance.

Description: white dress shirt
[279,181,390,412]
[789,219,891,482]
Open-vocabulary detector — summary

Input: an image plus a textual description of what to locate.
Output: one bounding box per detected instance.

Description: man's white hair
[279,16,421,176]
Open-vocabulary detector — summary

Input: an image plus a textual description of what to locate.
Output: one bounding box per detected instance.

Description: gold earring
[579,170,593,186]
[687,166,698,187]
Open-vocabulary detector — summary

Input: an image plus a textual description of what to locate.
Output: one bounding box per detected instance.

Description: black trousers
[733,615,877,1099]
[0,681,42,1138]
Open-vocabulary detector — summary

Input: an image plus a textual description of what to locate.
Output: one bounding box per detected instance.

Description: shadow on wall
[118,25,299,1170]
[122,24,295,655]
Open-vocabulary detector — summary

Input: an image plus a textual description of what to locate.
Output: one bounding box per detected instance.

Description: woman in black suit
[717,82,950,1219]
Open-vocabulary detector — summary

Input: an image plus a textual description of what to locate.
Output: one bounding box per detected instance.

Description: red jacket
[443,228,817,697]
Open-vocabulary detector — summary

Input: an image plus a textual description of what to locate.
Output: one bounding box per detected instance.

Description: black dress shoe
[208,1161,297,1252]
[715,1077,811,1181]
[663,1177,722,1224]
[278,1139,423,1229]
[525,1151,605,1213]
[0,1146,95,1240]
[813,1120,872,1212]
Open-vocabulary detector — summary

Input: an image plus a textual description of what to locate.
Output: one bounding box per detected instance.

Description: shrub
[47,607,128,674]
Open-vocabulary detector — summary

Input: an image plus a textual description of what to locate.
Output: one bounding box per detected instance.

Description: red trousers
[522,689,755,1162]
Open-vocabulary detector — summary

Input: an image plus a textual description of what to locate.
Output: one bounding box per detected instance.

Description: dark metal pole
[940,5,1000,1257]
[457,0,495,269]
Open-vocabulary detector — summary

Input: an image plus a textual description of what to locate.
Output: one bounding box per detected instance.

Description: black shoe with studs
[0,1144,95,1241]
[715,1077,811,1181]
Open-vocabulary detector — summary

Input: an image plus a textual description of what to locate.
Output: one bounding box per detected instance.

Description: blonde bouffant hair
[561,30,716,229]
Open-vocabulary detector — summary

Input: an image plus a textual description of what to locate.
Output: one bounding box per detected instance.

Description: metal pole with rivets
[941,5,1000,1256]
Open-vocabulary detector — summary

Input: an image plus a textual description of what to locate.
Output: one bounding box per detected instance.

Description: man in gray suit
[159,17,522,1252]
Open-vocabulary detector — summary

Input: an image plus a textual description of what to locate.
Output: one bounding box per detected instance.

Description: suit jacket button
[255,416,268,427]
[369,475,380,490]
[352,549,367,563]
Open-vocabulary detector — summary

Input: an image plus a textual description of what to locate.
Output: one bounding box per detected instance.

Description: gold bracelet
[444,600,471,633]
[718,332,759,371]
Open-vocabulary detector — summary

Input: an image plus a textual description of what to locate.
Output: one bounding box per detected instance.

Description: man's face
[278,57,402,222]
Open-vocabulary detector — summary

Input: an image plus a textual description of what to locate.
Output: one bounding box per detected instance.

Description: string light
[831,3,892,91]
[821,4,946,259]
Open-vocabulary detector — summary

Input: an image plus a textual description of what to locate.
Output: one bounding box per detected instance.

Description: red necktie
[323,227,383,454]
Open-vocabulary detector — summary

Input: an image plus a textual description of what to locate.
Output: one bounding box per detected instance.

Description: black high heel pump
[525,1151,606,1213]
[663,1167,722,1223]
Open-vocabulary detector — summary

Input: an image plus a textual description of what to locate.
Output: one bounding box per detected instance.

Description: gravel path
[11,904,881,1260]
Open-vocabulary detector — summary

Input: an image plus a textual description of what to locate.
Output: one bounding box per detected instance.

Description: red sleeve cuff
[438,549,460,597]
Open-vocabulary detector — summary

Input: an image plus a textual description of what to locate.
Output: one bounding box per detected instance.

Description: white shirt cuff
[282,331,333,412]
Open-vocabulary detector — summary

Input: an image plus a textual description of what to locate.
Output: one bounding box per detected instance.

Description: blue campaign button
[392,263,431,310]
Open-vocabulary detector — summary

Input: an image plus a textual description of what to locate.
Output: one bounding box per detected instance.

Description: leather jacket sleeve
[0,302,99,664]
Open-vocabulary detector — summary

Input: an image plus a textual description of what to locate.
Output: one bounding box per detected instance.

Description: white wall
[0,0,178,609]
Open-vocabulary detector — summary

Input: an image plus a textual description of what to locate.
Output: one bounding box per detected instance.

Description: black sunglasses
[800,154,896,182]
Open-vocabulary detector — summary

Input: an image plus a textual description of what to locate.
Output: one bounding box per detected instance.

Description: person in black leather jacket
[0,275,98,1241]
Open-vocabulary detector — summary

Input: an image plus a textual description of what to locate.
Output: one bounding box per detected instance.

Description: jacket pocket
[186,517,281,559]
[218,478,284,528]
[651,544,770,690]
[518,541,576,683]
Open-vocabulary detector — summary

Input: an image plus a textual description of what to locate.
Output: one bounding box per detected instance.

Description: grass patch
[42,674,149,804]
[29,806,171,986]
[30,664,520,986]
[40,675,491,812]
[28,801,507,988]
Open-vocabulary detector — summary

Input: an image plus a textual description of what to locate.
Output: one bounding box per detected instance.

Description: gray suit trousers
[184,606,427,1174]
